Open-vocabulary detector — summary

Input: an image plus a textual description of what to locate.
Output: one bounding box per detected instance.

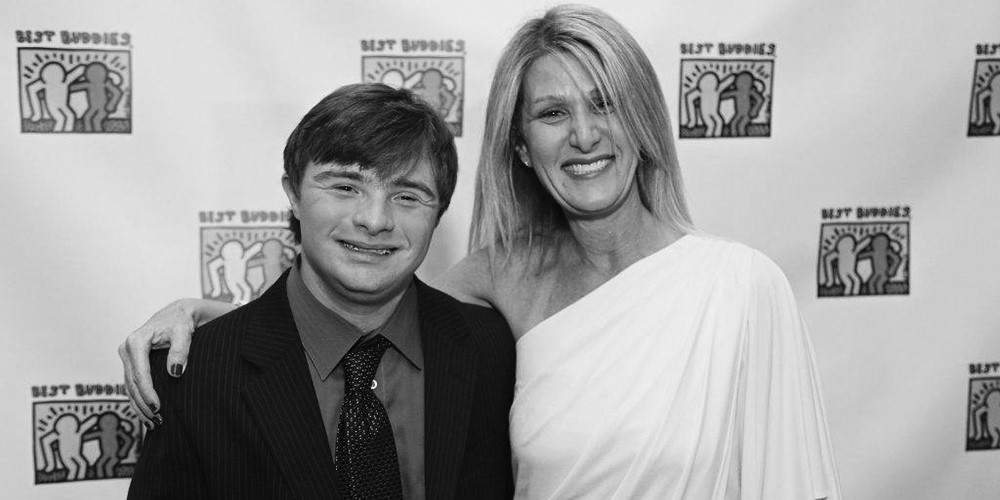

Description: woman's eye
[592,99,614,114]
[538,108,565,120]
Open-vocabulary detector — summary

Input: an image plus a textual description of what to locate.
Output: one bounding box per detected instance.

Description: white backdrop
[2,0,999,498]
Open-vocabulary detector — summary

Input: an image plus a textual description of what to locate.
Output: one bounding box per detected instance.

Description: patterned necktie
[335,334,404,499]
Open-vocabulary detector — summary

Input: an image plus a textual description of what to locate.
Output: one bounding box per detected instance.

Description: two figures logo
[679,59,774,138]
[968,59,1000,137]
[201,227,297,304]
[363,56,464,136]
[18,48,132,133]
[33,400,140,483]
[817,221,910,297]
[967,377,1000,451]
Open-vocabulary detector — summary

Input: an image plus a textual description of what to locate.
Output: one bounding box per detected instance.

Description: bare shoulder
[430,249,496,307]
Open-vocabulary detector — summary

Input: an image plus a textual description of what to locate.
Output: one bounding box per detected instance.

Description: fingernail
[150,403,159,413]
[170,363,183,377]
[153,414,163,426]
[143,420,154,431]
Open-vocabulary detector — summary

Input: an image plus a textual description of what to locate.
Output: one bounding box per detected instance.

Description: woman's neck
[562,189,682,276]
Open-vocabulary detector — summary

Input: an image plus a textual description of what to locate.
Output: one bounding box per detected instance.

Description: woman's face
[516,53,639,219]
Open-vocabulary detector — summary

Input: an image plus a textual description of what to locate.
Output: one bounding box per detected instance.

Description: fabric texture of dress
[510,234,840,499]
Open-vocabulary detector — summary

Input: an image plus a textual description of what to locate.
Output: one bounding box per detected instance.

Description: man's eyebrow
[312,169,363,182]
[393,178,438,199]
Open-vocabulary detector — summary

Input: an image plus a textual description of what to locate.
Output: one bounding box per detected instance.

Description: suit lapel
[240,275,341,500]
[418,280,477,500]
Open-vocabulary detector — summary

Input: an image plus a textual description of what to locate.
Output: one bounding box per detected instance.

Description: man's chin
[334,274,411,303]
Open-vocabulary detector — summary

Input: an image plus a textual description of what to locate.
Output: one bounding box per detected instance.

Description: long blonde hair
[469,4,693,262]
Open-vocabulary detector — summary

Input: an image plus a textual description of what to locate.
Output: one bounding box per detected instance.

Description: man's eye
[331,185,358,194]
[395,193,421,204]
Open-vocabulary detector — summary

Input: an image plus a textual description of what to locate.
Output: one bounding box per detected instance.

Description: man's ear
[281,174,300,216]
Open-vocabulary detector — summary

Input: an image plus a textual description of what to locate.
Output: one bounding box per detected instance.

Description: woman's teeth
[564,158,610,175]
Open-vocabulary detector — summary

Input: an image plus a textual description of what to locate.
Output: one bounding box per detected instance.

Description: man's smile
[339,240,399,256]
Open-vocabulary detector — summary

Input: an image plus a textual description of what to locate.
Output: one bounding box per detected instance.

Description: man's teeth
[343,242,394,255]
[564,158,610,175]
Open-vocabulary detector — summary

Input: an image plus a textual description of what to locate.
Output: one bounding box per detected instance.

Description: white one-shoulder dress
[510,234,840,499]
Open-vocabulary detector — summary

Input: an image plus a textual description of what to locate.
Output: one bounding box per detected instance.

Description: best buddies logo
[968,362,1000,451]
[678,42,775,139]
[361,38,466,136]
[816,205,911,298]
[968,44,1000,137]
[199,210,298,304]
[31,383,140,484]
[16,29,132,133]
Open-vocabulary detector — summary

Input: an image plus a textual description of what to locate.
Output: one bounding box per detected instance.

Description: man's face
[283,160,440,308]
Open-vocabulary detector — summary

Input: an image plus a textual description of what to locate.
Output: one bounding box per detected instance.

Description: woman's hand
[118,298,233,427]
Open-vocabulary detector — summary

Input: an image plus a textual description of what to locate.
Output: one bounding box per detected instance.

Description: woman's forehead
[522,53,601,101]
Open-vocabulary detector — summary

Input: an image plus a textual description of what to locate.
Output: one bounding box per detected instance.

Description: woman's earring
[522,158,532,168]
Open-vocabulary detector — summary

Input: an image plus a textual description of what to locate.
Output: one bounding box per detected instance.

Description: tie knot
[341,335,391,392]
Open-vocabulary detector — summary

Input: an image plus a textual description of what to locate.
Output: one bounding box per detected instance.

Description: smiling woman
[443,5,843,499]
[514,53,640,218]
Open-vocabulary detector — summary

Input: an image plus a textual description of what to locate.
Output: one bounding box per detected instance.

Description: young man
[127,84,515,499]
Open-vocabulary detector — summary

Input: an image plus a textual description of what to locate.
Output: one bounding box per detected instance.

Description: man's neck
[299,266,410,333]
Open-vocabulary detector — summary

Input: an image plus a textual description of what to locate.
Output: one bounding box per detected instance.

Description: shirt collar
[286,259,423,380]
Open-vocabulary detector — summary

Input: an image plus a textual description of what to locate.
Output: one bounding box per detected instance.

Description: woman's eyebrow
[529,94,567,106]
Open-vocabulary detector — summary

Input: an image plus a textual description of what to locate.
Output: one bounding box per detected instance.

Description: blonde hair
[469,4,693,261]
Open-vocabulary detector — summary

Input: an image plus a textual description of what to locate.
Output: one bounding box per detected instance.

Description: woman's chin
[559,188,641,221]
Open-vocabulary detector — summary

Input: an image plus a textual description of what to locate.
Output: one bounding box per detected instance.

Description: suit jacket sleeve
[127,349,208,500]
[454,303,516,498]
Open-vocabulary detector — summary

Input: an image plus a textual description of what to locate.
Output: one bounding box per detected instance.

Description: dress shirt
[286,262,425,500]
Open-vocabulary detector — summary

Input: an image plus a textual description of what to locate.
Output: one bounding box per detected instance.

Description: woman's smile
[561,155,614,177]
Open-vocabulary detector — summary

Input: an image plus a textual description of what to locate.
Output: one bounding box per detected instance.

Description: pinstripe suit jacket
[128,273,515,499]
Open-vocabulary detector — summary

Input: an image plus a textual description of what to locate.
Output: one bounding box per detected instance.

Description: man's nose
[353,197,394,234]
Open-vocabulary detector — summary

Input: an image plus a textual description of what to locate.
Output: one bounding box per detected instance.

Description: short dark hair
[283,83,459,242]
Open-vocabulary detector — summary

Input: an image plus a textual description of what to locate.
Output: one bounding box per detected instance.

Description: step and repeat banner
[1,0,998,498]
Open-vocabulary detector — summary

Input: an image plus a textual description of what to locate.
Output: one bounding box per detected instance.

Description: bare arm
[118,298,236,426]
